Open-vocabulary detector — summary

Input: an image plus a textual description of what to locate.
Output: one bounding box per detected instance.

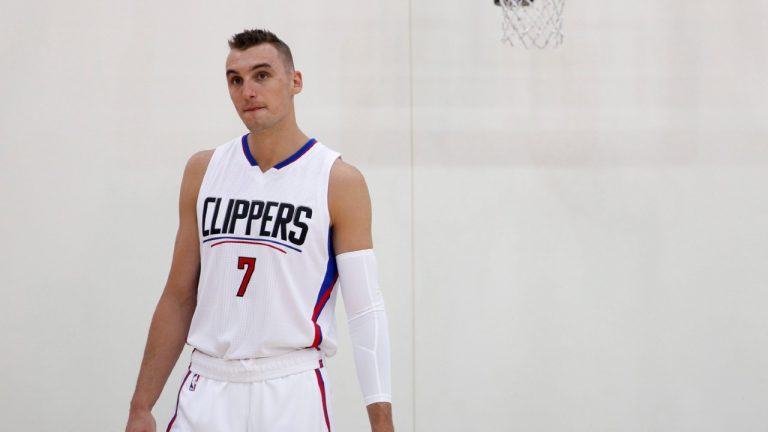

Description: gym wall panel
[411,0,768,430]
[0,1,413,431]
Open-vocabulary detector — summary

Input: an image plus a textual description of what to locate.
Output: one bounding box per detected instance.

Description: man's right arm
[126,150,212,431]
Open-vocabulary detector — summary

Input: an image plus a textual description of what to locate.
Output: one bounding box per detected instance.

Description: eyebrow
[226,63,273,76]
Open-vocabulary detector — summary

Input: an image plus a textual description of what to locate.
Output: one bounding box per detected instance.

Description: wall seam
[408,0,416,430]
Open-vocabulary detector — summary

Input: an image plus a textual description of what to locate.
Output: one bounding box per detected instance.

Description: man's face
[225,44,302,132]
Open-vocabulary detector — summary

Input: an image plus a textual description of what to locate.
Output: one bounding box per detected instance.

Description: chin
[244,120,272,133]
[241,112,282,132]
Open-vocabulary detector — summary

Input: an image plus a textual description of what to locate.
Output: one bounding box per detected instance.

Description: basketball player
[125,29,393,432]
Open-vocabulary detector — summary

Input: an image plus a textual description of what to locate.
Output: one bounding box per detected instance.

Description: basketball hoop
[494,0,565,49]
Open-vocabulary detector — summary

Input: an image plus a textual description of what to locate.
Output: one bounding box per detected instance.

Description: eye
[256,71,269,80]
[230,76,242,86]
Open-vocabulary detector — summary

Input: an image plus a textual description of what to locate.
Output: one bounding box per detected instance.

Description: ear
[291,70,303,95]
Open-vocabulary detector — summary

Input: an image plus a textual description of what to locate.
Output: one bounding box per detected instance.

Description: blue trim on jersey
[315,228,337,308]
[241,133,317,169]
[274,138,317,169]
[202,236,303,253]
[241,134,258,166]
[312,227,338,346]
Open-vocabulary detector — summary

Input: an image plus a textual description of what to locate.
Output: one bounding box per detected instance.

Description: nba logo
[189,374,200,391]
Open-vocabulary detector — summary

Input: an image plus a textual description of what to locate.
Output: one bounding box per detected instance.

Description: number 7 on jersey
[236,256,256,297]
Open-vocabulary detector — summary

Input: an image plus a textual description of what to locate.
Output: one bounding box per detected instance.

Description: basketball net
[497,0,565,49]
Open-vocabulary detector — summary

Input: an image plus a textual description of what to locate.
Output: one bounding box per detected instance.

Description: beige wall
[412,1,768,430]
[1,0,766,430]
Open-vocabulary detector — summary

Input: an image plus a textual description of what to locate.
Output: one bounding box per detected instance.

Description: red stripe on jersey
[209,240,287,254]
[311,323,321,348]
[310,273,338,347]
[312,273,338,321]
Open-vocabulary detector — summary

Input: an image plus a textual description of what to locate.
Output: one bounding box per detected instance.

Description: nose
[243,79,258,99]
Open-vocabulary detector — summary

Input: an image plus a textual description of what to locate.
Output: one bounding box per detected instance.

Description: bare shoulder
[179,149,214,203]
[185,149,215,178]
[328,159,373,251]
[328,158,371,225]
[329,158,370,204]
[329,157,367,188]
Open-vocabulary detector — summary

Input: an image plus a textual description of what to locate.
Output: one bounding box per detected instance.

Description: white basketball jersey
[186,133,342,360]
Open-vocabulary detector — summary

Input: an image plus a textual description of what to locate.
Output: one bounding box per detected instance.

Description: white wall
[1,0,766,431]
[0,1,412,431]
[412,1,768,431]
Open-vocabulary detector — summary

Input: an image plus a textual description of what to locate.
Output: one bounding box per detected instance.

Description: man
[125,28,394,432]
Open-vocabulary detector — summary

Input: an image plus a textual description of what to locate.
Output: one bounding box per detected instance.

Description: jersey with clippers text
[186,133,341,360]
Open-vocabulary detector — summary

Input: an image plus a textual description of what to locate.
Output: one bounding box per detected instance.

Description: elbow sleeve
[336,249,392,405]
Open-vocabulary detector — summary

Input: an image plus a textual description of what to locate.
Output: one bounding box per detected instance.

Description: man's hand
[367,401,394,432]
[125,407,156,432]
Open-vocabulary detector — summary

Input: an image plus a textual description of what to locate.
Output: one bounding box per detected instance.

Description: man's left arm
[328,158,394,432]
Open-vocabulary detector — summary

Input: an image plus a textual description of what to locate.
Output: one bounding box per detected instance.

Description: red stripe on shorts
[314,368,331,431]
[166,367,192,432]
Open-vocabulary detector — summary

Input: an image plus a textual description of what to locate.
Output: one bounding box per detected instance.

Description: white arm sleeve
[336,249,392,405]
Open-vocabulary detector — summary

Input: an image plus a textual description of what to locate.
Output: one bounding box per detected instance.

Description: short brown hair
[227,28,294,71]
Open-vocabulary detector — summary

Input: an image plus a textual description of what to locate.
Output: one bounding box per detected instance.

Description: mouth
[243,106,265,113]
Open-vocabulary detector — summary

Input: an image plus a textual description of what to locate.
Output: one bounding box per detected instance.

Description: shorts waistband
[190,348,325,382]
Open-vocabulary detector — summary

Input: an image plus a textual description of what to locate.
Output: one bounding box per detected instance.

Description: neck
[246,113,309,171]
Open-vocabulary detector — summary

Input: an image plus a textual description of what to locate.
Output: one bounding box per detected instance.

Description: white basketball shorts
[166,348,335,432]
